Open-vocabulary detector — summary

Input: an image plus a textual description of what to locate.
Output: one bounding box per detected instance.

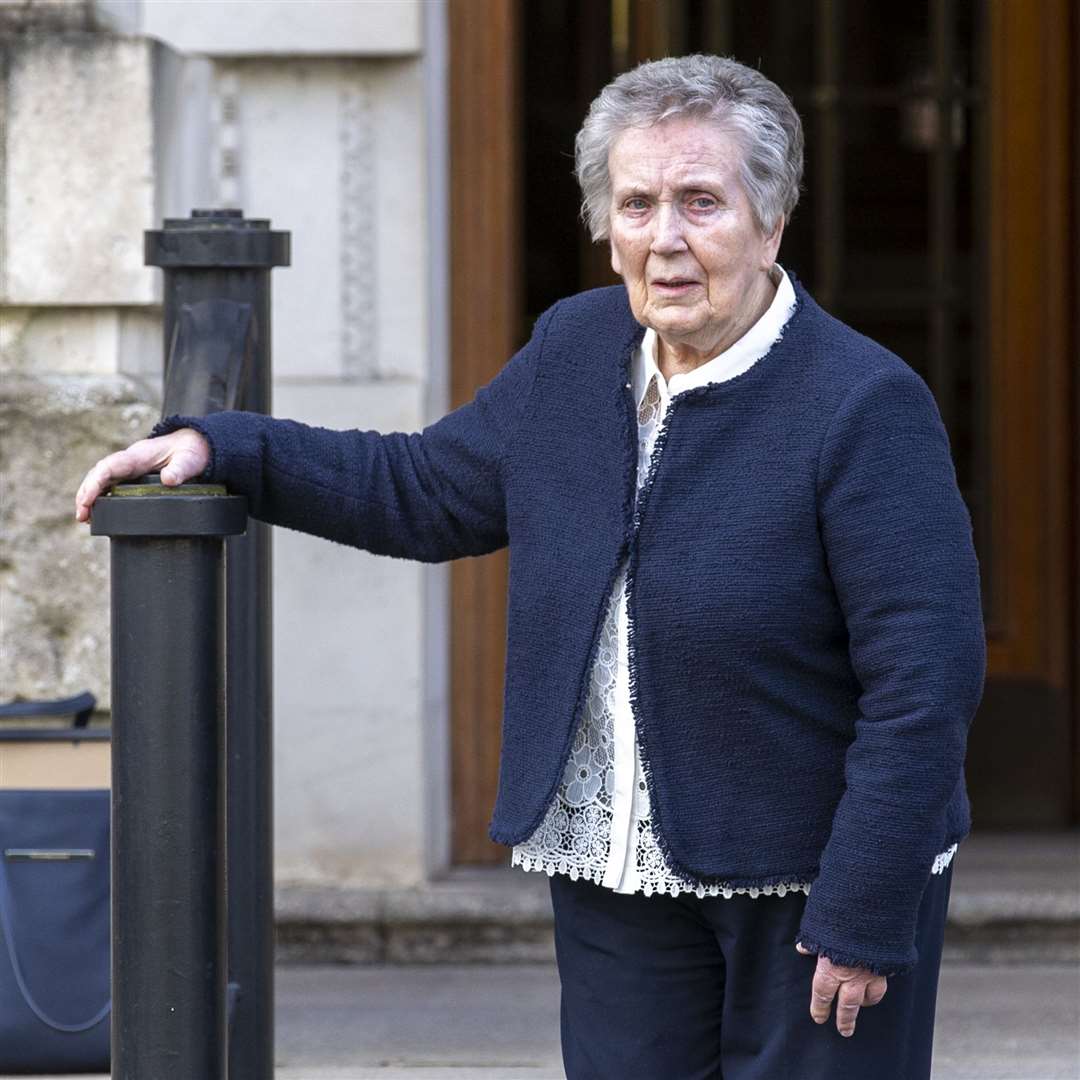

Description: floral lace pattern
[931,843,958,875]
[512,361,958,897]
[512,584,621,886]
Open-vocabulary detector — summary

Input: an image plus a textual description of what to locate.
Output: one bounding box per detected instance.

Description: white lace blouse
[511,267,959,898]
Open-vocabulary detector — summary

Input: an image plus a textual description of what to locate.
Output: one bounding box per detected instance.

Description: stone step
[275,831,1080,965]
[938,831,1080,963]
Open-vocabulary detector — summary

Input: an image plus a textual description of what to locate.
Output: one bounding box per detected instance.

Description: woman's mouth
[651,279,700,296]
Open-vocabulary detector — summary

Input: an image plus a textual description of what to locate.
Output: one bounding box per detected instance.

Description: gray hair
[574,55,804,240]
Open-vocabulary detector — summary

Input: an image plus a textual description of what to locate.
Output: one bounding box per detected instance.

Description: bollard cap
[90,476,248,539]
[145,210,290,269]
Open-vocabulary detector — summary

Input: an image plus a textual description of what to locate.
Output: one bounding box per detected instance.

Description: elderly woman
[77,55,984,1080]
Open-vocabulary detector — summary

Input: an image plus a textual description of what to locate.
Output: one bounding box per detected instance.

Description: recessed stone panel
[272,379,431,886]
[228,58,427,383]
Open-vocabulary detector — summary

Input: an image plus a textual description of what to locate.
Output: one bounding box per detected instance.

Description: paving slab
[275,964,561,1072]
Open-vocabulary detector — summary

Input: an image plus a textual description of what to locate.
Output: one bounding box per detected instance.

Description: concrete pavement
[27,957,1078,1079]
[272,960,1078,1079]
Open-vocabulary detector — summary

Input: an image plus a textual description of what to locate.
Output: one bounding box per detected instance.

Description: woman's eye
[689,195,717,210]
[624,197,649,211]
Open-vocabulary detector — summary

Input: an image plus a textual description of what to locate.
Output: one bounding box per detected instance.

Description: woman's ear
[762,214,785,268]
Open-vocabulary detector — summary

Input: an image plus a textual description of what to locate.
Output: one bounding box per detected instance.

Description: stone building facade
[0,0,454,893]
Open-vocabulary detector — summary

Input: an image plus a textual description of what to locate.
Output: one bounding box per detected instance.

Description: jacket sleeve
[151,303,558,563]
[797,364,986,975]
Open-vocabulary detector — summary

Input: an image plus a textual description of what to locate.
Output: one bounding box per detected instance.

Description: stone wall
[0,372,157,705]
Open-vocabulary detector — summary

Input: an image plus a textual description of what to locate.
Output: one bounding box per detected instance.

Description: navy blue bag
[0,693,111,1073]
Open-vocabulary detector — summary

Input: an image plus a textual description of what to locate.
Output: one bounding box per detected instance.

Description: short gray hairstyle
[574,55,804,240]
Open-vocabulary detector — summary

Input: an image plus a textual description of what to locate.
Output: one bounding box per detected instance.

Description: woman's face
[607,116,784,364]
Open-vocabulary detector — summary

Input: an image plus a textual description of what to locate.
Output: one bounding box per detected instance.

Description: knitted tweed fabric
[154,277,986,975]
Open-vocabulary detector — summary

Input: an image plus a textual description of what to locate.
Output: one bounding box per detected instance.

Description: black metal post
[145,210,289,1080]
[92,480,247,1079]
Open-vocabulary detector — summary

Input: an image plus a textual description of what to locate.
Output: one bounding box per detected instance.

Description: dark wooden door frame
[984,0,1072,687]
[1072,0,1080,823]
[447,0,522,864]
[964,0,1076,826]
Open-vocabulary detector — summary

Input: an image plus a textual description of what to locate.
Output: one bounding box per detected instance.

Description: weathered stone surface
[0,0,95,35]
[0,373,158,709]
[1,33,155,304]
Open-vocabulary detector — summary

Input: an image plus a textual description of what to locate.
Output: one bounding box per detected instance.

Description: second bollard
[92,478,246,1079]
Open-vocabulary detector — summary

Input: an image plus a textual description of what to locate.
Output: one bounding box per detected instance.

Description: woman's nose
[650,204,688,254]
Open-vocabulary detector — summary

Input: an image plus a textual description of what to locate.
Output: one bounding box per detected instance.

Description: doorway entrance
[448,0,1077,863]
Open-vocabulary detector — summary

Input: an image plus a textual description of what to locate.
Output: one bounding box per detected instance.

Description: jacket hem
[490,820,824,892]
[489,823,970,894]
[510,845,814,898]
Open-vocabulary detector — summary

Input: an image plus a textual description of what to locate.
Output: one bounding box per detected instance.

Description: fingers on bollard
[75,432,203,523]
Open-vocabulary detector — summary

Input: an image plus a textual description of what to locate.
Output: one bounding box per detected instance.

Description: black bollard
[146,209,289,1079]
[92,479,247,1079]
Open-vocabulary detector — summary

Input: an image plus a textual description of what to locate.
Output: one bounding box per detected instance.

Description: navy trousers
[549,864,953,1080]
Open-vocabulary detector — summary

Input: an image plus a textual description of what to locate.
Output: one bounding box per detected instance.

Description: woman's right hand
[74,428,211,523]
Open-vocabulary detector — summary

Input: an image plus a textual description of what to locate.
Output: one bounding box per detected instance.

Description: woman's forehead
[609,118,743,189]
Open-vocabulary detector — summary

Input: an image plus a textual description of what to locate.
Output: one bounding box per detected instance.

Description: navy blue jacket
[156,279,986,975]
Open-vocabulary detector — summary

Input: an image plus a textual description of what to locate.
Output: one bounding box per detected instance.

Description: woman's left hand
[795,942,888,1037]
